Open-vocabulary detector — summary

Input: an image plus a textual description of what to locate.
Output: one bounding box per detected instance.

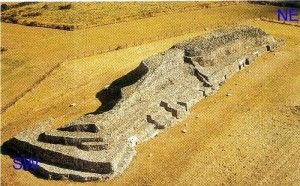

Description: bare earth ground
[1,3,300,186]
[1,2,230,30]
[1,3,276,112]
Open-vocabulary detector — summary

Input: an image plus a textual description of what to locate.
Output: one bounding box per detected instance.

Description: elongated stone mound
[4,25,281,182]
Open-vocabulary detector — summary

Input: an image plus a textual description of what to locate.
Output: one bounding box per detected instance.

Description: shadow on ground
[88,63,148,115]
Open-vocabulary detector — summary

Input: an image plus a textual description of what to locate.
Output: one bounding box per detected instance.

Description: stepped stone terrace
[4,25,281,182]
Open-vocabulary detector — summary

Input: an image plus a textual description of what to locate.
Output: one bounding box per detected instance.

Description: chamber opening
[245,58,250,65]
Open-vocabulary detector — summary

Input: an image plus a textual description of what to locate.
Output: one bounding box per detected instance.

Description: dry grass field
[1,3,276,113]
[1,2,299,185]
[1,2,231,30]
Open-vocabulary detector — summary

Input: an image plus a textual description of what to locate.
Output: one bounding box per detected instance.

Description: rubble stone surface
[5,25,280,181]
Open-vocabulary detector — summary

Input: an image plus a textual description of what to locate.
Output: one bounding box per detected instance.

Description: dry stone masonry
[5,25,281,181]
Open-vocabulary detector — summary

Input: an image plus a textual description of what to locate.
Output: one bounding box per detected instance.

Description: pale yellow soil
[1,3,277,112]
[1,2,230,29]
[1,3,299,186]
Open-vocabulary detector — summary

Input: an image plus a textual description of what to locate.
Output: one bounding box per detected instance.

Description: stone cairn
[4,25,280,181]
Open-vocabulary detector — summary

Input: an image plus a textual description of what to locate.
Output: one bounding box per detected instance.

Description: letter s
[13,157,23,170]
